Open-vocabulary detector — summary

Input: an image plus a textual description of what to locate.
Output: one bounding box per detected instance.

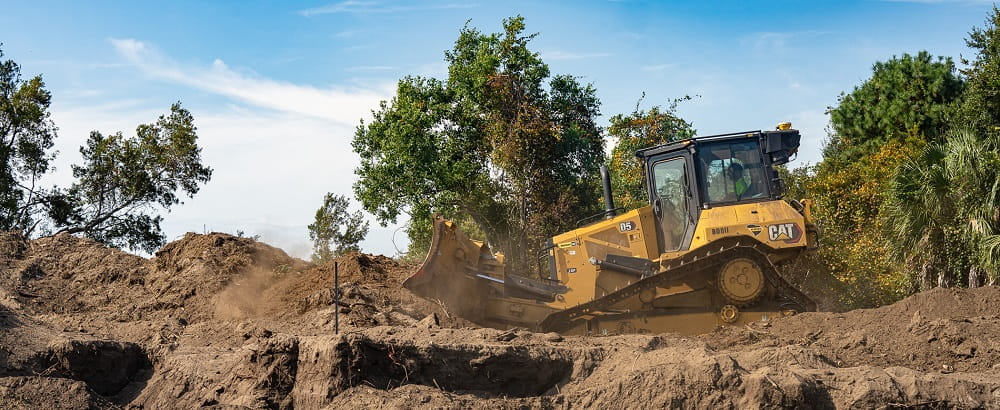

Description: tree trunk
[921,263,935,291]
[969,265,981,288]
[937,267,950,288]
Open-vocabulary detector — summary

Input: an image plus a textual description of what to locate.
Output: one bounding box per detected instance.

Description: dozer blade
[403,215,499,321]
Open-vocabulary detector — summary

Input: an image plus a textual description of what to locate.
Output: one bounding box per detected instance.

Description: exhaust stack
[600,164,616,219]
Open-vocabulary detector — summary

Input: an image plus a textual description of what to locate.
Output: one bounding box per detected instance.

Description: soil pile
[0,232,998,408]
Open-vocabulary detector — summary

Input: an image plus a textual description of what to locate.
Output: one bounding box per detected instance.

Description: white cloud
[299,1,476,16]
[345,65,398,72]
[641,63,676,72]
[540,50,613,61]
[414,61,449,78]
[109,38,387,126]
[49,100,407,258]
[334,30,360,38]
[741,31,829,53]
[43,40,409,258]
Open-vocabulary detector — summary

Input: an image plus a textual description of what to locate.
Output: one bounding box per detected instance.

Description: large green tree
[0,45,58,234]
[804,51,964,305]
[2,46,213,252]
[961,5,1000,138]
[879,7,1000,289]
[353,16,604,272]
[825,51,964,170]
[607,96,695,210]
[47,103,213,252]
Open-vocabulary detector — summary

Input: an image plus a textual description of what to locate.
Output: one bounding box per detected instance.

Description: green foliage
[48,103,213,252]
[825,51,963,170]
[774,164,814,203]
[806,50,966,306]
[809,142,917,307]
[873,7,1000,288]
[307,193,369,262]
[942,130,1000,280]
[353,16,605,272]
[961,6,1000,138]
[607,96,695,210]
[1,47,211,252]
[882,129,1000,286]
[0,45,58,234]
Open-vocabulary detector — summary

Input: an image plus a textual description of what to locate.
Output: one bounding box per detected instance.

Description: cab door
[648,154,697,253]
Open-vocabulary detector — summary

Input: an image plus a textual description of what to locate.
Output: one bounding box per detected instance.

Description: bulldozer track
[538,237,816,332]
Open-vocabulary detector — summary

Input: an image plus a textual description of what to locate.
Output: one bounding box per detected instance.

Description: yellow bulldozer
[404,123,818,335]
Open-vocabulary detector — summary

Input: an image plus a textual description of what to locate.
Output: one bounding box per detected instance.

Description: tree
[47,103,213,252]
[883,129,1000,288]
[307,193,369,262]
[353,16,605,272]
[943,130,1000,283]
[0,45,58,235]
[961,5,1000,138]
[876,7,1000,290]
[1,47,212,252]
[607,95,695,210]
[825,51,964,170]
[881,144,960,288]
[803,51,965,305]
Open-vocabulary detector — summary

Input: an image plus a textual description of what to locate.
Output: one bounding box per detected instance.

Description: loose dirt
[0,232,998,409]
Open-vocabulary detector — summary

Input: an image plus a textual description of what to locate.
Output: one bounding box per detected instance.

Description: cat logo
[746,224,762,236]
[767,223,801,243]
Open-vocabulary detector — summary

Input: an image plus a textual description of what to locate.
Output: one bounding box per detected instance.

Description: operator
[729,162,751,198]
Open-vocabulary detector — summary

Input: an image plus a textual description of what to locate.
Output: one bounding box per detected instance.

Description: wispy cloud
[540,51,613,61]
[641,63,676,72]
[299,1,476,16]
[110,38,387,126]
[741,31,829,52]
[334,30,360,38]
[414,61,449,78]
[345,65,397,72]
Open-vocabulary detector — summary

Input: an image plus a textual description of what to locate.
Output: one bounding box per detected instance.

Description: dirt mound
[129,325,1000,409]
[0,376,118,410]
[149,232,309,322]
[706,286,1000,374]
[2,232,1000,408]
[0,233,147,319]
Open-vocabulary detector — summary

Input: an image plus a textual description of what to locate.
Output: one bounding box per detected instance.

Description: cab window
[698,140,769,203]
[651,158,688,251]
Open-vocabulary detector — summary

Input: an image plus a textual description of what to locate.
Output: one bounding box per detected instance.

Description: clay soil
[1,232,999,409]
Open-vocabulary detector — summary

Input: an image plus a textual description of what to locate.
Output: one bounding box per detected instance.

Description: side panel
[547,207,657,308]
[670,200,808,259]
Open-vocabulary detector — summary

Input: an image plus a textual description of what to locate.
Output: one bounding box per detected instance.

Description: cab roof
[634,129,800,160]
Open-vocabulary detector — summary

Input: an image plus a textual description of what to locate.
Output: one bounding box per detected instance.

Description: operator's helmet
[729,162,745,180]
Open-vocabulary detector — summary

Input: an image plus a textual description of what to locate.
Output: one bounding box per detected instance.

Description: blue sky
[1,0,994,257]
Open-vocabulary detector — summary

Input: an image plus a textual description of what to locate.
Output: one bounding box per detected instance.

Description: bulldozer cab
[638,129,801,254]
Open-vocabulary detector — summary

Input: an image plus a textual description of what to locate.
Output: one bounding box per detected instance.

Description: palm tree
[882,144,956,289]
[943,129,1000,283]
[883,128,1000,289]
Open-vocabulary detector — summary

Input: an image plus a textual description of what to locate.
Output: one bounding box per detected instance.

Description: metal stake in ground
[334,261,339,334]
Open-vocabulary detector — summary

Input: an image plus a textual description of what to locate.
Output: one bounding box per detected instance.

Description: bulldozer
[403,123,818,335]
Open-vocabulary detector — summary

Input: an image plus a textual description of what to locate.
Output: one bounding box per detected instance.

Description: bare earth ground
[0,232,998,409]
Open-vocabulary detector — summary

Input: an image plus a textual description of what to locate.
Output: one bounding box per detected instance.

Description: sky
[1,0,994,258]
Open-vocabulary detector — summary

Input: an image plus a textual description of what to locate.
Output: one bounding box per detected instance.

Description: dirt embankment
[1,232,999,409]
